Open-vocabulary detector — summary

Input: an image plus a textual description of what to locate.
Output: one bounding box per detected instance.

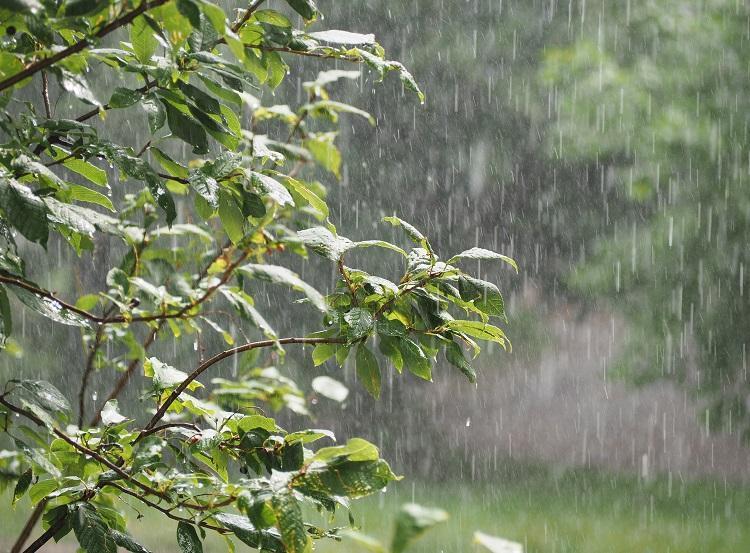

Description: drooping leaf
[355,344,380,398]
[444,320,508,348]
[176,521,203,553]
[284,0,318,21]
[444,341,476,383]
[72,503,117,553]
[0,178,49,247]
[391,503,449,553]
[110,530,152,553]
[13,468,32,503]
[397,337,432,381]
[165,103,209,155]
[218,190,246,244]
[271,492,311,553]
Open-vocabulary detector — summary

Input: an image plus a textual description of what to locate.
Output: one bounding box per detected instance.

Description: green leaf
[391,503,449,553]
[0,285,12,347]
[218,190,246,244]
[473,531,523,553]
[312,343,338,366]
[73,503,117,553]
[444,320,508,347]
[313,437,380,463]
[11,379,70,414]
[213,513,283,551]
[397,337,431,381]
[254,9,292,27]
[382,216,429,248]
[445,341,476,383]
[251,171,293,206]
[108,87,142,108]
[52,150,107,187]
[297,226,353,260]
[356,344,380,398]
[448,247,518,272]
[176,521,203,553]
[238,264,327,312]
[142,94,166,133]
[165,102,209,155]
[293,458,399,498]
[13,468,32,503]
[67,185,115,211]
[0,178,48,247]
[144,357,203,391]
[10,285,90,327]
[131,16,158,63]
[65,0,107,16]
[283,177,329,218]
[271,492,311,553]
[284,0,318,21]
[304,138,341,178]
[311,375,349,402]
[345,307,374,339]
[458,275,505,318]
[110,530,152,553]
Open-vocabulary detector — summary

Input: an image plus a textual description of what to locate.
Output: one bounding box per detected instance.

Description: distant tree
[542,0,750,437]
[0,0,514,551]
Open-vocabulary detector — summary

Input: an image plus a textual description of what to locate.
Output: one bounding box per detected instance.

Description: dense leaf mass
[0,0,512,551]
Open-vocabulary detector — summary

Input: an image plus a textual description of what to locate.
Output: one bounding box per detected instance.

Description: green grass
[2,461,749,552]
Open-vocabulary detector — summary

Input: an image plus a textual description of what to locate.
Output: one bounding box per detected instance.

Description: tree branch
[21,510,68,553]
[0,0,170,93]
[136,336,346,440]
[0,396,169,501]
[103,482,229,533]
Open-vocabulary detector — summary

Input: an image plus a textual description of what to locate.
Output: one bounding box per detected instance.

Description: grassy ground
[2,461,749,552]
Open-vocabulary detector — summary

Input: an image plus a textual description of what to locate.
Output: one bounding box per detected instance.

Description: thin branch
[21,511,68,553]
[103,482,229,533]
[9,500,46,553]
[88,325,159,426]
[41,71,51,119]
[0,273,232,326]
[78,323,107,427]
[0,0,170,93]
[338,258,358,306]
[0,396,169,501]
[230,0,266,34]
[88,242,234,425]
[136,336,346,440]
[245,44,362,62]
[137,421,200,438]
